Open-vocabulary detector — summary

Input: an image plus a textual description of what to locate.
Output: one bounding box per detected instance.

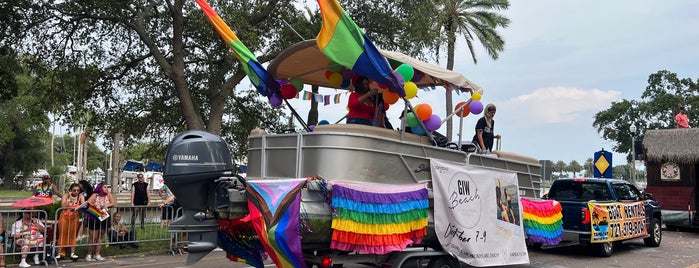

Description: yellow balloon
[471,92,482,101]
[404,81,418,99]
[329,72,343,87]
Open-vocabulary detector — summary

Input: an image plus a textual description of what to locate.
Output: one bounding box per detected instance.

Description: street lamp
[629,125,637,182]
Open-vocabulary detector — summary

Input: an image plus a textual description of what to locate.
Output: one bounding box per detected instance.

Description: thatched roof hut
[643,128,699,165]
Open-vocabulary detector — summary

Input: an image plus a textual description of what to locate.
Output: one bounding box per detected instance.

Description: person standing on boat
[472,103,498,154]
[347,76,388,126]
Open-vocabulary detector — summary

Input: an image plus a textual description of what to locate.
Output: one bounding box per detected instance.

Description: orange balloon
[415,104,432,120]
[383,90,400,104]
[455,101,471,117]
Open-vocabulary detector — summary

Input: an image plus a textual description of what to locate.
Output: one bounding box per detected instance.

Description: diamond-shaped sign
[593,150,613,178]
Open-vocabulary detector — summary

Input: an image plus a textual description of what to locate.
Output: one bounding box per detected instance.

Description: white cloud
[502,87,621,126]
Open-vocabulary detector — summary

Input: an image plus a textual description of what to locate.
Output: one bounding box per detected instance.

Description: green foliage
[593,70,699,161]
[567,160,582,177]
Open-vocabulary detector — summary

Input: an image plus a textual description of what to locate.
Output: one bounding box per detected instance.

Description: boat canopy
[267,39,483,94]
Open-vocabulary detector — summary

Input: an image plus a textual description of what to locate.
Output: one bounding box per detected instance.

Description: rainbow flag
[316,0,405,97]
[217,216,265,268]
[520,197,563,245]
[195,0,279,97]
[246,179,308,268]
[329,181,428,254]
[77,202,109,222]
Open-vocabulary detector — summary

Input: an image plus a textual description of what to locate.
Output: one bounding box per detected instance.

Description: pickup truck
[545,178,662,257]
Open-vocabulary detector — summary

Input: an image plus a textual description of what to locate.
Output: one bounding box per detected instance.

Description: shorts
[86,217,111,231]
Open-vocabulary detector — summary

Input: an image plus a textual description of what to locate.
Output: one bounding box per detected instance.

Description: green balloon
[406,112,419,127]
[289,78,304,91]
[396,64,414,82]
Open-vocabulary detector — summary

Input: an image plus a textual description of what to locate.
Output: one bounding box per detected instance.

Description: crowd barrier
[0,205,188,266]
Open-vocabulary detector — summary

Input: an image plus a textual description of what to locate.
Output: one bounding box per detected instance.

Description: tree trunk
[110,133,121,195]
[308,85,319,125]
[445,24,457,141]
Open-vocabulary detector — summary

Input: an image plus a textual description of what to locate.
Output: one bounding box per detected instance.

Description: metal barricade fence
[0,209,49,266]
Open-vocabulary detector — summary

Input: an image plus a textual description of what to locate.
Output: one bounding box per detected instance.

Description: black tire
[428,256,460,268]
[594,241,614,257]
[644,217,662,247]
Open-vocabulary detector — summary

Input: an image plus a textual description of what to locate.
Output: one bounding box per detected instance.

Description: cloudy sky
[283,0,699,166]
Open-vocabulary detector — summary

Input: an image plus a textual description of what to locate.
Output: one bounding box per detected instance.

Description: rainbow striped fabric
[246,179,308,268]
[316,0,405,97]
[77,202,108,221]
[520,197,563,245]
[195,0,279,97]
[330,181,428,254]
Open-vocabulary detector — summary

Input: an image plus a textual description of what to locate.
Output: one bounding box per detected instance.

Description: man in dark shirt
[130,173,150,229]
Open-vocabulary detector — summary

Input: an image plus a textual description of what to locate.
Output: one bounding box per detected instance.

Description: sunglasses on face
[488,108,496,112]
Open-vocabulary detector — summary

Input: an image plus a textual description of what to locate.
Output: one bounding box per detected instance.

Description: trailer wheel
[594,242,614,257]
[428,256,460,268]
[644,217,662,247]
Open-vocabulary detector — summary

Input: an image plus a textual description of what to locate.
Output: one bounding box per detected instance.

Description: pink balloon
[469,100,483,114]
[269,94,282,107]
[424,114,441,131]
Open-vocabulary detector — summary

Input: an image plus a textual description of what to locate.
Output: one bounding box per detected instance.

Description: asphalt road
[47,228,699,268]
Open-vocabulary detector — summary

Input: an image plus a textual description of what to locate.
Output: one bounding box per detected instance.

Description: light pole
[629,125,637,182]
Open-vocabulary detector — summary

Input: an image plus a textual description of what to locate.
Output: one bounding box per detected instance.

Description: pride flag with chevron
[316,0,405,97]
[195,0,279,97]
[246,178,308,268]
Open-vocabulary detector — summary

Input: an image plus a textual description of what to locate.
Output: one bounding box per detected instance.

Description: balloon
[411,70,424,82]
[269,94,282,107]
[276,79,287,85]
[455,101,471,117]
[318,120,329,125]
[411,124,426,135]
[406,112,419,127]
[395,64,414,82]
[308,125,315,131]
[289,78,304,91]
[324,70,333,79]
[415,104,432,121]
[471,92,482,101]
[340,79,351,88]
[280,84,297,99]
[341,69,354,80]
[470,100,484,114]
[404,82,418,99]
[383,90,400,105]
[424,114,441,131]
[329,72,343,87]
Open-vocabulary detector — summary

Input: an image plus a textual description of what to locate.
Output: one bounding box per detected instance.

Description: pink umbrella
[11,196,56,208]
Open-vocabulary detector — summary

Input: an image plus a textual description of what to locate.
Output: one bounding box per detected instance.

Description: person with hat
[33,175,61,199]
[676,106,691,128]
[472,103,499,154]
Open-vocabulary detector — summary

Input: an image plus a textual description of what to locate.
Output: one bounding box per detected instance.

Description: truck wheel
[428,256,460,268]
[595,242,614,257]
[644,217,662,247]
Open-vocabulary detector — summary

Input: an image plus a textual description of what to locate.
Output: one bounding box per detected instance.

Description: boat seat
[313,124,433,145]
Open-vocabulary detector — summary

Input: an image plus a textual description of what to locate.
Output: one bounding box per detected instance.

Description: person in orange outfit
[56,183,84,260]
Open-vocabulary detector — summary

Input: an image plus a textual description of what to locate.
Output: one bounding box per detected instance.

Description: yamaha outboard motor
[164,130,234,265]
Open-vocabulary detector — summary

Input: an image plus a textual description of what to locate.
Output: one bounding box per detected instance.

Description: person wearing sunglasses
[472,103,498,154]
[56,183,84,260]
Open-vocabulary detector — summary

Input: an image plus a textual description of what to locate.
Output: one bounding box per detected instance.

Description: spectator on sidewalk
[33,175,61,199]
[109,212,138,249]
[1,214,6,268]
[85,182,115,262]
[56,183,84,260]
[11,210,46,267]
[130,173,150,230]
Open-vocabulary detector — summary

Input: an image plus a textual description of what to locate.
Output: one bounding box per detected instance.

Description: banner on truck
[430,159,529,267]
[588,201,647,243]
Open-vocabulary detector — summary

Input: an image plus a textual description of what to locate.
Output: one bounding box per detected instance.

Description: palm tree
[555,160,567,179]
[584,158,594,177]
[438,0,510,140]
[568,160,582,178]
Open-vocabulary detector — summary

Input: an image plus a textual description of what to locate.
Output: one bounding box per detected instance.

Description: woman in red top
[347,76,388,126]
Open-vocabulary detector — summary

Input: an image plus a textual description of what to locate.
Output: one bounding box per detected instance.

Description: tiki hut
[643,128,699,227]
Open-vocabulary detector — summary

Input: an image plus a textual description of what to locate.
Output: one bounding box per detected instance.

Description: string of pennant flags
[293,85,468,106]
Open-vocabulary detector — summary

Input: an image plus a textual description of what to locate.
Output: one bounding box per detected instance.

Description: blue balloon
[318,120,330,125]
[411,124,426,135]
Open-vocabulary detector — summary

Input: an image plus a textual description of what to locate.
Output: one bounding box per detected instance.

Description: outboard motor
[164,130,234,265]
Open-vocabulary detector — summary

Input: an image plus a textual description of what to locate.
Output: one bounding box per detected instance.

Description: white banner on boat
[430,159,529,267]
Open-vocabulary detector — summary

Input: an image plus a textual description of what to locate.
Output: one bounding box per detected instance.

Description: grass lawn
[0,188,33,197]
